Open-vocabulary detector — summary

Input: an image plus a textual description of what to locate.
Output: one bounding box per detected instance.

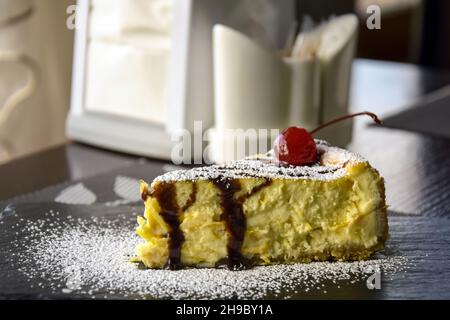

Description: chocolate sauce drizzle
[150,178,272,270]
[213,178,247,269]
[150,182,197,270]
[181,183,197,211]
[152,182,184,270]
[237,178,272,203]
[213,178,272,270]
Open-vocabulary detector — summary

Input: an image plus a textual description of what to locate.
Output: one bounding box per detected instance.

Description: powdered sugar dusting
[8,211,410,299]
[155,140,366,183]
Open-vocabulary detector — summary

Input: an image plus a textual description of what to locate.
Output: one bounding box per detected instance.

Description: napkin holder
[211,15,358,163]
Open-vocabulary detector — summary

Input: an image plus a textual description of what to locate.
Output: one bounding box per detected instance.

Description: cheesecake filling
[135,160,387,269]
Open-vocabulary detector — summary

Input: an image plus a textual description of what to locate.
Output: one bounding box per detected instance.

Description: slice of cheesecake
[135,140,388,269]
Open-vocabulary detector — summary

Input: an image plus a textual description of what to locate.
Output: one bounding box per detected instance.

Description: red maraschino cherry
[274,112,381,166]
[274,127,317,165]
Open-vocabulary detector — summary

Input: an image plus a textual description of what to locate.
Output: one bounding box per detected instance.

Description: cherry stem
[309,111,382,135]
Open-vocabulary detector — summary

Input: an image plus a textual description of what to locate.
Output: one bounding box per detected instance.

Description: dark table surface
[2,59,450,299]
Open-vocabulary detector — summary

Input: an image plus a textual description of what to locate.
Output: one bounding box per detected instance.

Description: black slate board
[1,201,449,300]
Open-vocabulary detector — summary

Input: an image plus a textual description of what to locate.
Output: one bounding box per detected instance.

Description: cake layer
[135,142,388,269]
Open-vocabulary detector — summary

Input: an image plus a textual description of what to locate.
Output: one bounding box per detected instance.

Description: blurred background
[0,0,449,164]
